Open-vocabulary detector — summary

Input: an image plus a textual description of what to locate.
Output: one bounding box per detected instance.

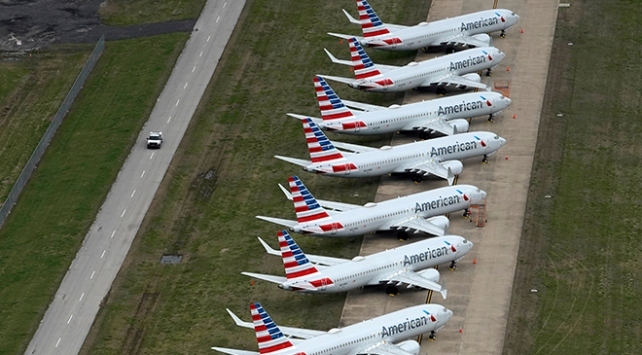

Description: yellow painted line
[493,0,499,10]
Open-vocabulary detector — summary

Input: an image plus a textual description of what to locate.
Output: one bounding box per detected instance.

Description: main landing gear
[412,174,424,184]
[419,130,432,140]
[436,85,447,96]
[428,330,437,341]
[463,208,471,219]
[486,68,493,77]
[500,30,507,38]
[386,285,399,296]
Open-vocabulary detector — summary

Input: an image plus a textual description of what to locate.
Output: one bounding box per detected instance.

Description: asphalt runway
[338,0,559,354]
[24,1,246,354]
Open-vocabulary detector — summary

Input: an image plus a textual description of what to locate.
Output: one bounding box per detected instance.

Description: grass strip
[0,32,190,354]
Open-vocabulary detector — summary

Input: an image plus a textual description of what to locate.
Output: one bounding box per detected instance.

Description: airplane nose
[446,309,453,319]
[505,97,512,106]
[499,137,507,146]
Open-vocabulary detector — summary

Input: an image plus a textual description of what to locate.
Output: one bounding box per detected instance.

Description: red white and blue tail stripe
[314,76,355,121]
[348,37,382,80]
[288,176,331,223]
[277,230,320,279]
[356,0,391,38]
[250,302,298,355]
[302,118,344,163]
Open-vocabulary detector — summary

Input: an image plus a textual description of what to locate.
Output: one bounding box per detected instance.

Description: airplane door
[331,222,339,235]
[344,164,351,176]
[320,278,328,291]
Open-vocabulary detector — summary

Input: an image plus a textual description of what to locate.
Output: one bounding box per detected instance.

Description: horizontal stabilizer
[274,155,311,168]
[327,32,362,41]
[241,272,287,285]
[211,347,259,355]
[255,216,297,228]
[286,113,323,125]
[317,74,356,86]
[331,141,377,154]
[341,99,386,112]
[323,48,354,67]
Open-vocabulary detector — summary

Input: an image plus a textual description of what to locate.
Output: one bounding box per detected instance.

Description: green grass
[85,0,433,353]
[0,49,92,202]
[0,32,190,354]
[504,0,642,353]
[99,0,207,26]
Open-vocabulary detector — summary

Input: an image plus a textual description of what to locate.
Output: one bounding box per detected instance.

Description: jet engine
[416,268,440,282]
[396,340,421,355]
[425,216,450,234]
[471,33,491,46]
[440,160,464,176]
[447,118,470,134]
[461,73,481,83]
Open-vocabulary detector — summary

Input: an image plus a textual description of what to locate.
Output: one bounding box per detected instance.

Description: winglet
[257,237,280,256]
[226,308,253,329]
[323,48,353,67]
[343,8,360,24]
[278,183,293,200]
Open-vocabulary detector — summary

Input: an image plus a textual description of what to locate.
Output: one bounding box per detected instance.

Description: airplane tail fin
[348,37,382,80]
[288,176,331,223]
[301,118,345,163]
[277,230,321,279]
[249,302,299,354]
[314,76,356,121]
[356,0,392,38]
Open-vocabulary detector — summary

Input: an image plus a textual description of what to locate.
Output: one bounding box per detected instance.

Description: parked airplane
[276,117,506,184]
[243,230,474,298]
[320,38,504,93]
[211,302,453,355]
[256,176,486,237]
[288,77,512,139]
[329,0,520,51]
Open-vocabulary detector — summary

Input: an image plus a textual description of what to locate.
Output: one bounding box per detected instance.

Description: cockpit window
[494,135,499,140]
[463,239,468,243]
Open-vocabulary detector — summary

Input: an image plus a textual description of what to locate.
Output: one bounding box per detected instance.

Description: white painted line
[141,171,145,178]
[90,271,95,279]
[199,51,203,57]
[216,16,220,23]
[131,190,136,198]
[207,35,211,42]
[150,152,154,160]
[110,230,116,239]
[224,2,227,8]
[55,338,61,347]
[101,250,106,259]
[67,314,73,324]
[121,209,126,218]
[168,116,172,123]
[79,293,85,302]
[175,99,180,106]
[192,66,196,73]
[184,82,188,89]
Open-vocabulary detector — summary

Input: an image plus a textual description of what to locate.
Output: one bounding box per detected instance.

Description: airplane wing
[380,269,447,299]
[324,49,400,73]
[277,183,362,211]
[438,33,491,48]
[423,72,489,90]
[384,215,447,236]
[211,347,259,355]
[396,158,455,185]
[226,308,326,340]
[331,141,378,154]
[401,117,458,136]
[340,99,387,112]
[351,340,417,355]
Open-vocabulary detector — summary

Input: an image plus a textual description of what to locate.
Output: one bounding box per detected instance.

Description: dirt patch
[0,0,195,52]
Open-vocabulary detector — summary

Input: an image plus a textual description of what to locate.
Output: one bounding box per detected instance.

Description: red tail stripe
[322,112,353,120]
[292,196,304,203]
[282,251,293,258]
[364,29,390,37]
[355,72,380,80]
[259,342,293,354]
[286,268,318,278]
[255,324,267,332]
[311,153,344,162]
[297,212,330,223]
[295,205,312,213]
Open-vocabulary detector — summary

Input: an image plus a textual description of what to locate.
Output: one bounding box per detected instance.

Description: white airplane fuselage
[282,236,473,293]
[305,131,505,177]
[279,304,451,355]
[354,46,505,92]
[319,92,511,135]
[361,9,520,51]
[292,184,485,237]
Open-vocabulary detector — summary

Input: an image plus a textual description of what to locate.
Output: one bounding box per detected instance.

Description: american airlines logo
[403,246,449,266]
[381,315,433,337]
[430,140,478,157]
[414,194,462,213]
[449,55,487,71]
[437,100,484,115]
[460,17,499,32]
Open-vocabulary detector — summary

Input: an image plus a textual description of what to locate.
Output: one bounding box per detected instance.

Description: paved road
[338,0,559,354]
[24,1,246,354]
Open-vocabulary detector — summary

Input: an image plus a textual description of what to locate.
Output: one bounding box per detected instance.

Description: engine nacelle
[461,73,481,83]
[396,340,421,355]
[440,160,464,176]
[447,118,469,134]
[471,33,491,46]
[416,268,441,283]
[426,216,449,235]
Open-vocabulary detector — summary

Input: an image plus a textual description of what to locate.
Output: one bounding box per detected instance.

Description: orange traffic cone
[473,258,477,265]
[505,156,509,160]
[512,113,517,119]
[520,28,524,34]
[459,327,463,333]
[506,66,510,72]
[339,39,344,44]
